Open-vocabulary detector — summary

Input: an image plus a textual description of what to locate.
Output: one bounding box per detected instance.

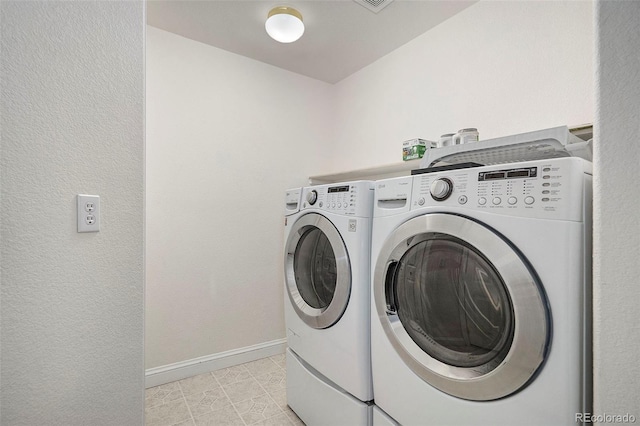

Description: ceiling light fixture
[265,6,305,43]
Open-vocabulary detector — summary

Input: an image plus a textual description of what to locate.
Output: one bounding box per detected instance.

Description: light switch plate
[77,194,100,233]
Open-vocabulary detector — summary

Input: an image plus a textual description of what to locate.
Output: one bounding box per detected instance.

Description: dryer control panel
[300,180,374,217]
[410,157,591,221]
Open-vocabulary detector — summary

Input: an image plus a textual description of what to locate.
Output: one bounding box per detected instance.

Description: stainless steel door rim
[285,213,351,329]
[374,213,549,401]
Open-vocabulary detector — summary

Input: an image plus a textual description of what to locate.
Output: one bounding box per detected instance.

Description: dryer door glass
[393,235,513,368]
[293,228,337,309]
[285,213,351,329]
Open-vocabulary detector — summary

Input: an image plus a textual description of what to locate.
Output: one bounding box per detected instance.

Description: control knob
[307,190,318,205]
[430,178,453,201]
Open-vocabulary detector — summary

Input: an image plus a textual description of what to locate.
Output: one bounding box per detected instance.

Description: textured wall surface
[1,2,145,424]
[330,1,594,172]
[594,0,640,420]
[146,27,334,368]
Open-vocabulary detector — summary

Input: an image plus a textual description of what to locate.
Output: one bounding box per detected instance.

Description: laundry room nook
[2,1,639,425]
[141,0,621,424]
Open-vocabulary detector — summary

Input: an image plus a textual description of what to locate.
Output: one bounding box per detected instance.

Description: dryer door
[374,213,549,401]
[285,213,351,329]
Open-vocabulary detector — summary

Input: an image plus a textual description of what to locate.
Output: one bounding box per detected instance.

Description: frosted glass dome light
[265,6,304,43]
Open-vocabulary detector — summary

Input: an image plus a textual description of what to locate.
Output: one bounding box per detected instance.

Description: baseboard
[145,338,287,388]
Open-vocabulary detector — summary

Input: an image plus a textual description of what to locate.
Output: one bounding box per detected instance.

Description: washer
[371,157,592,425]
[284,181,374,425]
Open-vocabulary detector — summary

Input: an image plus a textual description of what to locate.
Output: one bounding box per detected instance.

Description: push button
[458,195,468,205]
[508,197,517,205]
[525,196,535,205]
[492,197,502,205]
[478,197,487,206]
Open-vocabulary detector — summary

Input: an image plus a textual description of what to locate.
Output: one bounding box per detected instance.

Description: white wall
[1,2,144,425]
[146,1,594,373]
[594,0,640,420]
[330,0,594,173]
[145,27,334,369]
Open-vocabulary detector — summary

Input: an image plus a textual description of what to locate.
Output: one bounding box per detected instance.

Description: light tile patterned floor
[145,354,305,426]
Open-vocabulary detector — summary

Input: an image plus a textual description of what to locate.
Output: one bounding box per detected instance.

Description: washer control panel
[301,180,374,217]
[411,158,590,221]
[306,190,318,205]
[430,178,454,201]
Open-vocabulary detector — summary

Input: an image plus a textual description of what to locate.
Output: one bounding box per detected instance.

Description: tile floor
[145,354,305,426]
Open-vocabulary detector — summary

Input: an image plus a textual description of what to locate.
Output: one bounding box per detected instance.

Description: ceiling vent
[353,0,394,14]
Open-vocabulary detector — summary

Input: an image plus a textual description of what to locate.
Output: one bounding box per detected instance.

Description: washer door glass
[374,213,549,401]
[394,235,513,369]
[285,213,351,329]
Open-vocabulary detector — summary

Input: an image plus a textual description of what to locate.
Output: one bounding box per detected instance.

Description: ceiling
[147,0,478,84]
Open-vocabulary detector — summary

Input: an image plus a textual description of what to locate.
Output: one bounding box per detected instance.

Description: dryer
[371,158,592,425]
[284,181,374,425]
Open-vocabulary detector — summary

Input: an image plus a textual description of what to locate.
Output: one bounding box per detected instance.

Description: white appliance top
[418,126,592,169]
[376,157,591,222]
[301,180,374,218]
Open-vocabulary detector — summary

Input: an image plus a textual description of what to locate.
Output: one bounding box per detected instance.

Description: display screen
[507,170,532,178]
[479,167,537,181]
[484,172,505,180]
[328,185,350,193]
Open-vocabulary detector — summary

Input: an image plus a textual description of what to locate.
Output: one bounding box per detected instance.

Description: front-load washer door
[285,213,351,329]
[374,213,550,401]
